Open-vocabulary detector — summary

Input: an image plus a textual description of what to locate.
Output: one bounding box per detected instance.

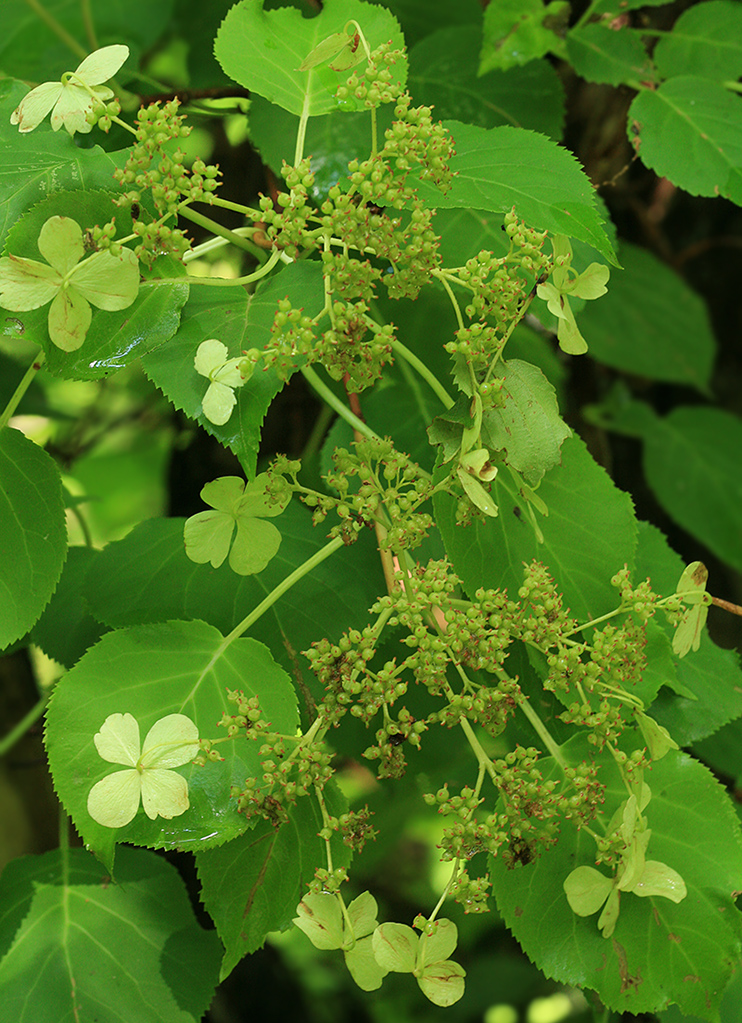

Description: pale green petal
[0,255,60,310]
[48,286,92,351]
[422,919,458,966]
[372,923,418,973]
[237,472,290,518]
[202,380,237,425]
[633,861,687,903]
[570,262,609,300]
[346,892,379,941]
[563,865,613,916]
[183,508,235,567]
[74,44,130,85]
[71,247,140,310]
[195,338,229,377]
[37,216,85,275]
[51,83,95,134]
[229,516,281,575]
[418,961,466,1007]
[140,768,190,820]
[213,358,246,388]
[597,887,620,938]
[676,561,708,597]
[10,82,63,132]
[93,712,140,766]
[536,282,566,321]
[344,936,387,991]
[200,476,246,514]
[294,893,345,950]
[556,304,588,356]
[457,467,498,517]
[87,769,141,828]
[140,714,200,769]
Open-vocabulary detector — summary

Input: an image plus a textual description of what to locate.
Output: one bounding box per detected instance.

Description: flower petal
[71,247,140,310]
[229,516,281,575]
[0,255,60,310]
[212,358,246,388]
[87,769,142,827]
[51,83,96,135]
[140,713,199,769]
[183,508,235,567]
[37,216,85,276]
[74,44,130,86]
[94,712,141,766]
[48,286,92,351]
[140,768,190,820]
[202,380,237,425]
[10,82,63,132]
[194,338,230,377]
[200,476,246,514]
[563,865,613,916]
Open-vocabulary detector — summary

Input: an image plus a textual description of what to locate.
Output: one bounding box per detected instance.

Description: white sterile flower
[11,44,129,135]
[195,338,247,425]
[87,712,199,829]
[0,216,139,351]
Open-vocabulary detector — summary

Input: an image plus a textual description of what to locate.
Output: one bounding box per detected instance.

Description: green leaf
[142,260,324,478]
[83,507,383,695]
[490,742,742,1018]
[653,1,742,83]
[0,80,127,251]
[0,426,67,649]
[0,0,174,82]
[603,401,742,572]
[1,190,188,379]
[30,546,107,667]
[633,522,742,744]
[435,433,637,623]
[566,24,654,87]
[0,845,220,1023]
[215,0,406,118]
[414,121,617,264]
[578,242,715,394]
[45,620,299,869]
[479,0,570,74]
[629,77,742,205]
[481,359,571,486]
[198,788,348,978]
[409,26,565,138]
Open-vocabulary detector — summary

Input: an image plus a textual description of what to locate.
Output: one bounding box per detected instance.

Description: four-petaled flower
[10,44,129,135]
[87,712,199,829]
[194,338,251,425]
[536,234,609,355]
[0,215,139,351]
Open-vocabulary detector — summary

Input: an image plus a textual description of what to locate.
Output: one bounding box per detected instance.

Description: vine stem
[140,247,281,288]
[301,365,382,442]
[179,206,267,257]
[390,337,455,409]
[208,195,263,220]
[510,690,568,770]
[0,690,51,757]
[295,93,311,165]
[0,351,45,430]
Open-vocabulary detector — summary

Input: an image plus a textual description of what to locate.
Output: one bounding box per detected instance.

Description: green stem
[111,115,138,137]
[562,605,627,639]
[179,206,266,257]
[301,365,382,442]
[224,535,346,644]
[24,0,87,59]
[511,689,567,770]
[295,95,311,165]
[209,195,264,220]
[0,690,50,757]
[0,351,45,430]
[69,503,94,548]
[184,227,261,263]
[391,337,455,409]
[141,247,281,288]
[432,270,465,331]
